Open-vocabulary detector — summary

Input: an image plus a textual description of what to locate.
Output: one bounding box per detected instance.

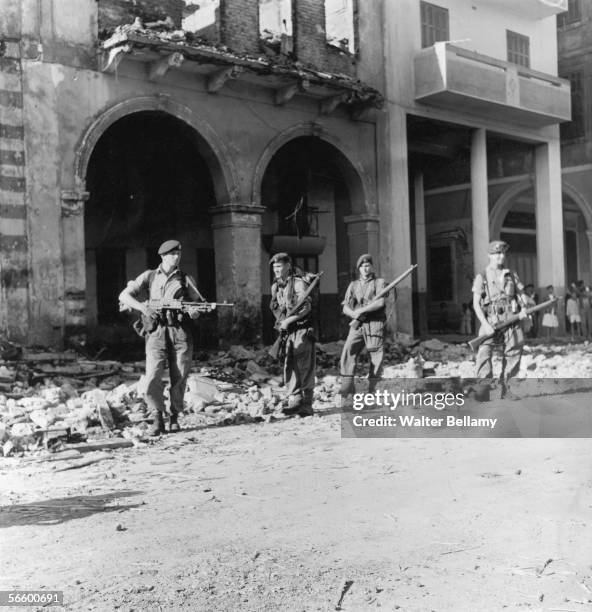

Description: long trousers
[340,320,384,395]
[284,328,316,409]
[145,324,193,417]
[475,323,523,382]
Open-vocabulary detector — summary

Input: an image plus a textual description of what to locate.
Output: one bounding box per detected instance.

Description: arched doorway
[84,111,219,347]
[259,135,367,342]
[492,185,592,288]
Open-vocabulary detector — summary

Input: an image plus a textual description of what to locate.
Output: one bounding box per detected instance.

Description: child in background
[566,290,582,341]
[459,302,473,335]
[541,285,559,341]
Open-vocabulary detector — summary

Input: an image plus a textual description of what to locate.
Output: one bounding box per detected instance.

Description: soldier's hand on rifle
[186,306,202,320]
[482,321,495,335]
[142,305,159,322]
[518,309,528,320]
[279,316,296,331]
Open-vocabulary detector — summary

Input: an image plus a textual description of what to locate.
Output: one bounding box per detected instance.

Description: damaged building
[0,0,384,348]
[0,0,575,348]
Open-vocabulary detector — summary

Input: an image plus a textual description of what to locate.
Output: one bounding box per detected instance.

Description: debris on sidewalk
[1,339,591,458]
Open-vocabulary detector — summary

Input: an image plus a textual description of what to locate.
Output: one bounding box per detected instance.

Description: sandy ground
[1,399,592,612]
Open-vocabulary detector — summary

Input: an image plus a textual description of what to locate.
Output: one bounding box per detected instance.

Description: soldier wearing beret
[269,252,316,417]
[472,240,529,396]
[340,254,389,395]
[119,240,206,435]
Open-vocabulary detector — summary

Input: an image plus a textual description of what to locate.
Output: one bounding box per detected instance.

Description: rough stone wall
[0,40,29,342]
[294,0,356,75]
[98,0,184,35]
[219,0,260,55]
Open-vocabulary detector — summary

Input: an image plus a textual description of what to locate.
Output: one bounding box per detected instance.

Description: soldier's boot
[169,412,180,433]
[298,390,314,417]
[146,411,165,436]
[283,394,303,417]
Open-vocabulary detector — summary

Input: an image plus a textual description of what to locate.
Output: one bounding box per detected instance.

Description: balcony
[414,43,571,127]
[481,0,567,19]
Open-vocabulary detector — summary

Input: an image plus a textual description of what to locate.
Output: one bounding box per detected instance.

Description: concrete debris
[1,339,592,457]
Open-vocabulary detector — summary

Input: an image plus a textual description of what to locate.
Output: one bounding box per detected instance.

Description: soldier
[269,253,316,417]
[119,240,205,435]
[472,240,529,397]
[340,254,388,396]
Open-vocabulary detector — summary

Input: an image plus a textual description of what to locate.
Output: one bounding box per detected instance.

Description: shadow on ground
[0,490,144,528]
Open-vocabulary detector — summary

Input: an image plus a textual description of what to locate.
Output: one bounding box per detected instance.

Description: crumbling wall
[294,0,356,76]
[219,0,260,55]
[98,0,184,36]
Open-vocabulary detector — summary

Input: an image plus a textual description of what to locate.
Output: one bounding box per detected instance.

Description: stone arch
[490,177,592,238]
[561,181,592,230]
[73,95,239,204]
[251,122,374,214]
[489,179,533,239]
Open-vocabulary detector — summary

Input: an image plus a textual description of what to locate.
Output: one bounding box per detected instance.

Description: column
[414,172,428,335]
[210,203,265,342]
[378,105,413,336]
[535,139,565,333]
[471,128,489,274]
[343,214,380,268]
[61,190,89,344]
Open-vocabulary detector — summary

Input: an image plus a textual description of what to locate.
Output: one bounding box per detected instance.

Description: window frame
[420,1,450,49]
[506,29,530,68]
[557,0,581,29]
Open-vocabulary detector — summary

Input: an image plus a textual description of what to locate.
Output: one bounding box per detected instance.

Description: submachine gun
[132,299,234,337]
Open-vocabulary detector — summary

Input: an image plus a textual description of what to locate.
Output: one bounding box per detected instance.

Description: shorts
[542,313,558,328]
[569,314,581,324]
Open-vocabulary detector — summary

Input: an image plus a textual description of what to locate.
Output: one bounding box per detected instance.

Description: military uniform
[340,254,387,395]
[123,240,203,433]
[472,241,525,382]
[270,254,316,415]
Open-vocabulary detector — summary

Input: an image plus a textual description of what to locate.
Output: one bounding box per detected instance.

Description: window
[325,0,355,54]
[561,71,585,140]
[420,1,449,48]
[557,0,581,28]
[507,30,530,68]
[182,0,220,42]
[259,0,293,52]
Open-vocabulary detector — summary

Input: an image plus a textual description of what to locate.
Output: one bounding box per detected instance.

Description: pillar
[414,172,428,336]
[471,128,489,274]
[378,104,413,336]
[61,190,89,344]
[210,203,265,342]
[535,139,566,334]
[343,214,380,270]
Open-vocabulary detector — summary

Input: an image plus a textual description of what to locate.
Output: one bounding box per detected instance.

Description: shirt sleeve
[341,282,354,307]
[472,273,484,295]
[124,270,152,297]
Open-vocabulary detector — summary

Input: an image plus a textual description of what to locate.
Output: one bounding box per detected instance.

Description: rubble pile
[0,344,343,457]
[2,339,591,457]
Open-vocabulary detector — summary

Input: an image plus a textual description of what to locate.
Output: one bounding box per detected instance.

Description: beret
[488,240,509,254]
[269,252,291,265]
[356,253,373,268]
[158,240,181,255]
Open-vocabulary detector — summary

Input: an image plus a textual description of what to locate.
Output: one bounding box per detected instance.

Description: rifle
[132,300,234,337]
[467,297,557,353]
[268,272,324,361]
[350,264,418,330]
